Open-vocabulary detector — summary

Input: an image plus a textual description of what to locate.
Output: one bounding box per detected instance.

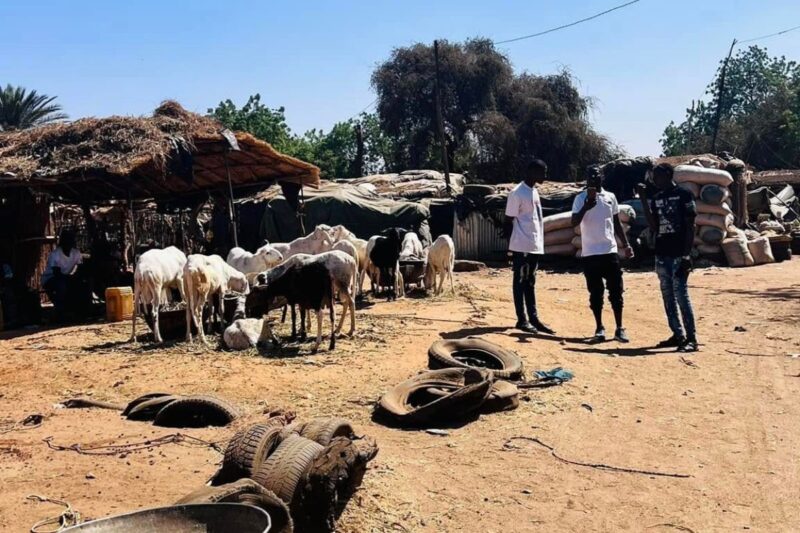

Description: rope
[27,495,81,533]
[43,433,224,456]
[503,436,691,478]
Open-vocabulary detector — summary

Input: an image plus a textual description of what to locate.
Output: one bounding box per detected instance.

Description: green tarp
[257,183,430,243]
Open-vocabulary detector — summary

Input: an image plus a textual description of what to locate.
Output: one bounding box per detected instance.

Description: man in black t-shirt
[638,163,698,352]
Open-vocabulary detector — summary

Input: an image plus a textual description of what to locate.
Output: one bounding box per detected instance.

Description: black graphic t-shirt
[649,186,697,257]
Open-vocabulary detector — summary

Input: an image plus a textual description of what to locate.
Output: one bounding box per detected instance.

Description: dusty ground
[1,261,799,532]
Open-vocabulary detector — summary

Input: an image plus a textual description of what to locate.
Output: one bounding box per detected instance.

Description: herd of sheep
[130,224,455,352]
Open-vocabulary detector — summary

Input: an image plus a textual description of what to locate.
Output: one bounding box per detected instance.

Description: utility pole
[433,40,452,195]
[711,39,737,153]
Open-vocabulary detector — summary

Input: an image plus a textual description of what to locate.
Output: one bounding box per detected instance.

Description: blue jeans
[512,252,540,324]
[655,256,696,340]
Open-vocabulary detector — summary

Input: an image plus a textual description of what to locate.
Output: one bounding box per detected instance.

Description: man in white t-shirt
[504,159,554,335]
[42,229,82,321]
[571,169,633,342]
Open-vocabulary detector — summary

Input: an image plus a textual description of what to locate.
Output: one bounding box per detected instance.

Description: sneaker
[656,335,685,348]
[531,320,555,335]
[678,338,699,352]
[515,322,539,334]
[614,328,630,343]
[592,327,606,342]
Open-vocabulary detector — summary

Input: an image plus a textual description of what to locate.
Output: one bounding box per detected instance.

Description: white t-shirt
[505,181,544,254]
[572,190,620,257]
[42,247,82,284]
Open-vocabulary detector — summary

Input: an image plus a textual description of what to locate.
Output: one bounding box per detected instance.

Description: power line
[494,0,641,45]
[738,24,800,45]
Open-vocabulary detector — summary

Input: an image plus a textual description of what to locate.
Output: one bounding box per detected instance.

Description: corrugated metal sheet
[453,211,508,261]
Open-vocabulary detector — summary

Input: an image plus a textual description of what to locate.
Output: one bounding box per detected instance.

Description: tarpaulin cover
[258,182,430,243]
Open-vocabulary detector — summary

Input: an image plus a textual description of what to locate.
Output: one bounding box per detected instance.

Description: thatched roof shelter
[0,101,320,204]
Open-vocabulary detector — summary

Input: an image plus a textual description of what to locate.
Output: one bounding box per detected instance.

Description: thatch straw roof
[0,101,320,203]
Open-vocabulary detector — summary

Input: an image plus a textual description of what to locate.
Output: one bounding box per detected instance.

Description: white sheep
[332,239,358,263]
[272,226,333,259]
[424,235,455,295]
[223,318,263,351]
[326,225,368,297]
[131,246,187,344]
[184,254,249,345]
[226,244,283,275]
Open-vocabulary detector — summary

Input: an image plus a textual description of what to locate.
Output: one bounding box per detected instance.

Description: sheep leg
[185,289,193,343]
[299,307,308,341]
[438,270,446,295]
[449,268,455,294]
[281,305,288,323]
[129,281,140,343]
[328,281,337,350]
[196,295,208,345]
[312,308,323,353]
[290,305,297,339]
[152,298,162,344]
[348,291,355,336]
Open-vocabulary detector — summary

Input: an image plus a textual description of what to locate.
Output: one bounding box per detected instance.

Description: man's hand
[584,195,597,210]
[635,183,648,198]
[678,256,693,277]
[621,245,634,259]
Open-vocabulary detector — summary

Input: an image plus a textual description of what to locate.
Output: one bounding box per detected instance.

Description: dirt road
[1,261,799,532]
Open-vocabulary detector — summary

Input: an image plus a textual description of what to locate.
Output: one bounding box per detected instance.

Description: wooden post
[711,39,737,153]
[433,40,452,195]
[224,150,239,248]
[128,193,137,266]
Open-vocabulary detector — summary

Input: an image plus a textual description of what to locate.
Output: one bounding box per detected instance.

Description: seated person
[42,230,82,322]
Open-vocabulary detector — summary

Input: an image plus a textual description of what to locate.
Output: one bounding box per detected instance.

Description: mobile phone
[587,186,597,199]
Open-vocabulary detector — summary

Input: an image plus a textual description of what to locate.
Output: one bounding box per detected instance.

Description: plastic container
[105,287,134,322]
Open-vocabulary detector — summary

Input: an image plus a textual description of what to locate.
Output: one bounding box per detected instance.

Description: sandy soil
[1,261,799,532]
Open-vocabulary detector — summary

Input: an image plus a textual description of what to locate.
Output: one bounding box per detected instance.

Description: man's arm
[571,193,595,227]
[503,215,515,240]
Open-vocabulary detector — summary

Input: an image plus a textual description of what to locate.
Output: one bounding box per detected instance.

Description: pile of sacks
[542,205,636,258]
[179,412,378,533]
[674,163,775,267]
[674,164,735,257]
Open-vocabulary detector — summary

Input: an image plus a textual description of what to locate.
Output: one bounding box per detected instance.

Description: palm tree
[0,84,68,131]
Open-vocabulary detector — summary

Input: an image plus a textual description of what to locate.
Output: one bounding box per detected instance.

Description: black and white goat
[246,262,336,352]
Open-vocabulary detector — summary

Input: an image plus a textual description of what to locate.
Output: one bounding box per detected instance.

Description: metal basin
[62,503,271,533]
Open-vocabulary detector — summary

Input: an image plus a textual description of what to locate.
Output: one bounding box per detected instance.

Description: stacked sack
[673,164,735,258]
[542,205,636,258]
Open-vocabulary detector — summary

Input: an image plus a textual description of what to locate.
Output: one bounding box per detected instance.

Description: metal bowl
[62,503,271,533]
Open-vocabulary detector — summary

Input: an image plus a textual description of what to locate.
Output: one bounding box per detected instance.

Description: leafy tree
[0,85,67,130]
[208,94,294,153]
[371,38,619,182]
[661,46,800,168]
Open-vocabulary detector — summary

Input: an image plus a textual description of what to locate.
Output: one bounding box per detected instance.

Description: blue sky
[2,1,798,157]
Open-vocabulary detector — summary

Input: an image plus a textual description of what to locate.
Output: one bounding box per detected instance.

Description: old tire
[482,380,520,413]
[428,338,524,380]
[176,479,293,533]
[278,420,307,441]
[153,396,240,428]
[121,392,172,417]
[124,395,181,421]
[299,417,354,446]
[376,368,493,427]
[252,434,324,505]
[213,424,283,485]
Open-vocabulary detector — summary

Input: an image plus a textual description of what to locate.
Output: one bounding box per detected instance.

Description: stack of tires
[179,415,378,533]
[674,164,735,258]
[376,338,524,427]
[543,205,635,259]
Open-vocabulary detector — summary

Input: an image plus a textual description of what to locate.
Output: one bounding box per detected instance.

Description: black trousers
[581,253,623,313]
[511,252,540,324]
